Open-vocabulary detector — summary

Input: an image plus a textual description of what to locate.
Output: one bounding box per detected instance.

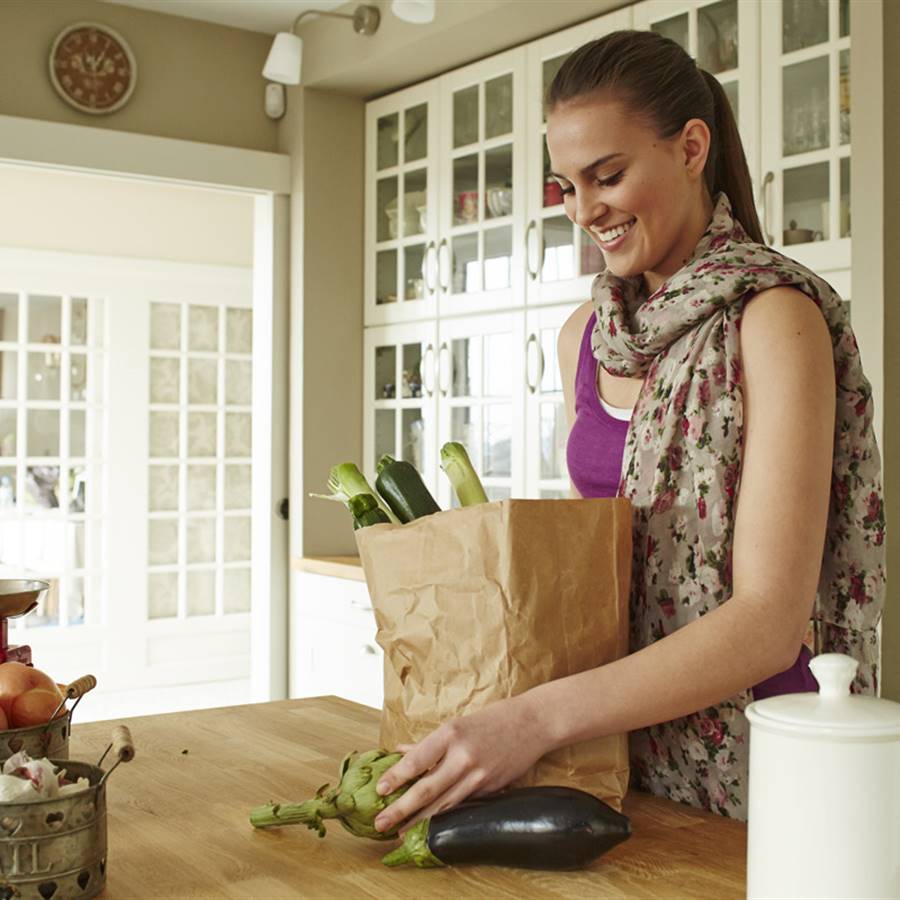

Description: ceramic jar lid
[745,653,900,741]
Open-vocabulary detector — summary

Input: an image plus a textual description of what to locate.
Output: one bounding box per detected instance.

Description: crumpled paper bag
[355,497,631,809]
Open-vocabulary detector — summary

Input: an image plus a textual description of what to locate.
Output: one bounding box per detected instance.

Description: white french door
[0,248,273,716]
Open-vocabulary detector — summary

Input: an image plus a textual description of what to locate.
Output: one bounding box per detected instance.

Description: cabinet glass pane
[451,235,479,294]
[840,157,850,238]
[652,14,688,52]
[839,50,850,145]
[28,410,59,457]
[783,162,829,243]
[404,168,427,237]
[783,57,829,156]
[484,227,512,290]
[543,139,564,207]
[0,410,15,455]
[0,294,18,341]
[723,80,739,123]
[539,328,561,393]
[486,486,510,501]
[453,85,479,148]
[376,250,397,306]
[542,54,568,122]
[405,103,427,162]
[0,351,15,401]
[402,343,423,398]
[579,233,605,276]
[377,112,399,170]
[542,216,575,282]
[375,345,397,400]
[483,404,511,477]
[28,296,61,344]
[540,489,568,499]
[453,154,479,225]
[70,410,85,457]
[377,177,399,241]
[485,145,513,219]
[840,0,849,37]
[485,74,513,139]
[374,409,395,467]
[450,406,474,450]
[698,0,738,74]
[28,353,60,401]
[401,409,424,472]
[540,401,566,479]
[782,0,828,53]
[404,245,426,301]
[484,333,512,398]
[450,338,474,397]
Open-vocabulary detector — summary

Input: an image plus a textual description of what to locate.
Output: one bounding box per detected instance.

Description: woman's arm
[373,286,834,834]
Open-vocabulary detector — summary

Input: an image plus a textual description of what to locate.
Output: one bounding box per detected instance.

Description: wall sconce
[263,4,381,87]
[391,0,436,24]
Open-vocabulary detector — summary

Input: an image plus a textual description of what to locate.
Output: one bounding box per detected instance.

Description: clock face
[49,23,137,115]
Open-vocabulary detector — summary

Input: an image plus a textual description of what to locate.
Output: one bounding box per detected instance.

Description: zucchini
[348,493,391,530]
[381,786,630,870]
[374,455,440,524]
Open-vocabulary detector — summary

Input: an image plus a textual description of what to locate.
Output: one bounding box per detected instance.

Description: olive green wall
[0,0,277,151]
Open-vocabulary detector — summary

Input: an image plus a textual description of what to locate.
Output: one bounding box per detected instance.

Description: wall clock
[49,22,137,115]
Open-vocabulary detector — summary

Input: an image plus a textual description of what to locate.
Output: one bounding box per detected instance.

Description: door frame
[0,113,292,702]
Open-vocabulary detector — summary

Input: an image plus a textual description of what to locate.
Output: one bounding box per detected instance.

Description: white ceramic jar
[745,653,900,899]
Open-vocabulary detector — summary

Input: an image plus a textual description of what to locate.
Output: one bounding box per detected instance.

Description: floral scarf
[591,191,885,818]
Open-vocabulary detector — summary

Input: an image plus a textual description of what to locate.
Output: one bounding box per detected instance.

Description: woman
[372,30,884,828]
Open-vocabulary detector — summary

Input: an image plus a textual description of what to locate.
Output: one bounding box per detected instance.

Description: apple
[10,688,65,728]
[0,662,60,719]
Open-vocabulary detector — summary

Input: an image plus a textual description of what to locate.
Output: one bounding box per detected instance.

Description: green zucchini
[348,493,391,529]
[374,455,440,524]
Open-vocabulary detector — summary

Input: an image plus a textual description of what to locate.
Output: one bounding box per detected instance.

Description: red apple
[0,662,60,718]
[10,688,65,728]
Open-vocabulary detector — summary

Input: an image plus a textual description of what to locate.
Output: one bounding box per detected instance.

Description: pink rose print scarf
[590,191,885,817]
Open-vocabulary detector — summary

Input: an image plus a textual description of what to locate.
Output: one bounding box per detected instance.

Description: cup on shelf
[457,190,479,224]
[486,186,513,217]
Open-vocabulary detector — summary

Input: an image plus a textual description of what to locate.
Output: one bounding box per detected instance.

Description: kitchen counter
[70,696,746,898]
[294,555,365,581]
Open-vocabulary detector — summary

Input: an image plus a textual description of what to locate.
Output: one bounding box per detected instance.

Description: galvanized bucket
[0,725,134,900]
[0,676,97,765]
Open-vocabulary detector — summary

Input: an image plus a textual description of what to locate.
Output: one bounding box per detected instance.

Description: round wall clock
[49,22,137,115]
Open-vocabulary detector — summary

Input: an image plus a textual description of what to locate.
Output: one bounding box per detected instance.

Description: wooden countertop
[71,697,747,898]
[293,555,365,581]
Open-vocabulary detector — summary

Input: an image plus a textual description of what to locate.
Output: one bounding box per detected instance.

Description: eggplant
[374,454,440,523]
[381,786,630,870]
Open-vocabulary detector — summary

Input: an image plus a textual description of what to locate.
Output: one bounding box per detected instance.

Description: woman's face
[546,93,711,290]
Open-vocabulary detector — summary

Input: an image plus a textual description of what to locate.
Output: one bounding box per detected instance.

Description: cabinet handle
[437,341,451,396]
[524,220,540,280]
[420,342,435,397]
[525,333,545,394]
[422,240,437,294]
[437,238,451,292]
[761,171,774,245]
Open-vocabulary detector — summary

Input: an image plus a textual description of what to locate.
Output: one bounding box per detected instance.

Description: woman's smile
[591,216,637,250]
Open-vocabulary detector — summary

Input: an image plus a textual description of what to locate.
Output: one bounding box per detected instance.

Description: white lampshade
[391,0,435,24]
[263,32,303,85]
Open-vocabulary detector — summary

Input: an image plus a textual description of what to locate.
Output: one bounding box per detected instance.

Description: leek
[310,462,399,524]
[440,442,488,506]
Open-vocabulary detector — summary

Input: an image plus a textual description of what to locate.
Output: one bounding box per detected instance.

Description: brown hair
[546,30,763,245]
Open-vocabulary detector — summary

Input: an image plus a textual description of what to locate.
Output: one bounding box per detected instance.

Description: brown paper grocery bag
[355,497,632,809]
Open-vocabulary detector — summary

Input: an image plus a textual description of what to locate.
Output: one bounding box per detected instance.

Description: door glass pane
[401,409,424,472]
[0,410,15,456]
[148,572,178,619]
[542,54,568,122]
[375,345,397,400]
[226,308,252,353]
[840,157,850,238]
[579,232,605,276]
[149,519,178,565]
[188,306,218,352]
[377,177,399,241]
[451,234,479,294]
[840,0,849,37]
[483,404,511,477]
[402,343,423,398]
[405,103,427,162]
[783,57,829,156]
[225,360,252,406]
[542,217,575,282]
[28,295,61,344]
[188,412,217,457]
[483,333,511,397]
[224,516,251,562]
[485,145,513,219]
[188,359,217,405]
[28,410,60,457]
[453,154,479,225]
[225,464,250,509]
[453,85,479,148]
[149,465,178,511]
[782,0,829,53]
[151,302,181,350]
[839,49,850,145]
[450,338,474,397]
[485,74,513,139]
[723,80,739,123]
[376,250,398,306]
[377,112,399,170]
[187,464,216,511]
[404,246,426,301]
[374,409,395,467]
[484,227,512,290]
[0,294,19,342]
[187,518,216,564]
[225,412,251,457]
[186,570,216,616]
[150,411,179,458]
[224,568,250,613]
[403,169,426,237]
[150,358,179,404]
[698,0,738,74]
[652,14,688,52]
[783,162,829,244]
[28,352,60,400]
[540,402,566,479]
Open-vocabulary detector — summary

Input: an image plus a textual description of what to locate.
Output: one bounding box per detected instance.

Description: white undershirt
[598,395,634,421]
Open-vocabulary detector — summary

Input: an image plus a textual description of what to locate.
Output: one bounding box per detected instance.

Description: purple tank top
[565,314,817,700]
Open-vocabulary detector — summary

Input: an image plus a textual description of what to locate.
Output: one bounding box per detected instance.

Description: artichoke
[249,748,410,841]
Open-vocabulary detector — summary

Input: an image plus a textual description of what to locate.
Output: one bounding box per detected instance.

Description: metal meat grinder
[0,579,49,665]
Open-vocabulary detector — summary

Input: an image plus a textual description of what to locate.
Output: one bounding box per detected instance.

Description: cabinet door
[524,303,581,498]
[759,0,851,275]
[524,9,633,307]
[436,312,525,506]
[366,80,440,327]
[364,321,439,494]
[437,49,527,318]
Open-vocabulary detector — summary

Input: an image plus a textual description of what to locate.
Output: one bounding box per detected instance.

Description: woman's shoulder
[558,300,594,356]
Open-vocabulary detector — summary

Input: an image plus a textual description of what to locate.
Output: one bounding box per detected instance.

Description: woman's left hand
[372,693,549,835]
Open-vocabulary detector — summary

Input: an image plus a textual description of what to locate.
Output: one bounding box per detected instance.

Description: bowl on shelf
[417,204,428,232]
[486,186,512,217]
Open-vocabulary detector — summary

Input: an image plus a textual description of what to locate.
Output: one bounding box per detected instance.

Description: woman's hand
[372,693,550,835]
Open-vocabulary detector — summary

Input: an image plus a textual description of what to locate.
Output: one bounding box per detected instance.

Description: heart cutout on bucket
[77,871,90,890]
[45,811,65,831]
[38,882,57,899]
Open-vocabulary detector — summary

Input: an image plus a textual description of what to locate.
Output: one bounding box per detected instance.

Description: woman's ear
[680,117,711,182]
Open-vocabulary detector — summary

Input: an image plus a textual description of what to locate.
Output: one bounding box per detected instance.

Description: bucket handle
[97,725,135,784]
[43,674,98,741]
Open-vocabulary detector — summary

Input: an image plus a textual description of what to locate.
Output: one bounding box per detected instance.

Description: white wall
[0,164,254,266]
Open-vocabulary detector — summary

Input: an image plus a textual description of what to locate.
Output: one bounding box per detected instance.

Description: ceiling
[100,0,347,35]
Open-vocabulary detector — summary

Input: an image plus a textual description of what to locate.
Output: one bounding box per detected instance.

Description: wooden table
[71,697,747,898]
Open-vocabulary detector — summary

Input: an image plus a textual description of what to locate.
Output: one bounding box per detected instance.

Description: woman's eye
[598,172,624,187]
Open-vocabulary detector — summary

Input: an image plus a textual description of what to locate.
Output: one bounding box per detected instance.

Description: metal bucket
[0,725,134,900]
[0,676,97,765]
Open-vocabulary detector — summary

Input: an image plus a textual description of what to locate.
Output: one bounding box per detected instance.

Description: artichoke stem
[381,819,444,868]
[249,799,336,836]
